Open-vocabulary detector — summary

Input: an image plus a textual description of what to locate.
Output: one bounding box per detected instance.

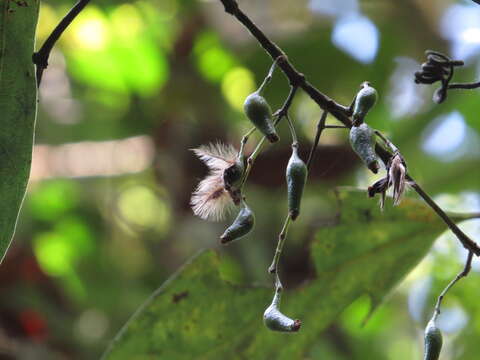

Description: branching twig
[448,82,480,90]
[219,0,351,127]
[408,180,480,256]
[33,0,91,87]
[306,110,327,170]
[432,251,473,320]
[219,0,480,257]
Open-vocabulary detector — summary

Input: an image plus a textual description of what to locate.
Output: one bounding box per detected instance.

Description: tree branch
[448,81,480,90]
[219,0,480,257]
[33,0,91,87]
[219,0,351,127]
[409,180,480,256]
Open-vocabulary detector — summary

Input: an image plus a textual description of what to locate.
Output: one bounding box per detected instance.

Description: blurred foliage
[103,189,447,359]
[1,0,480,359]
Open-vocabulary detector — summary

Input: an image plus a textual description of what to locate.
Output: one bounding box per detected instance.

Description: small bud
[352,82,378,125]
[286,144,307,221]
[244,92,279,143]
[423,318,443,360]
[220,202,255,244]
[263,288,301,332]
[349,123,379,174]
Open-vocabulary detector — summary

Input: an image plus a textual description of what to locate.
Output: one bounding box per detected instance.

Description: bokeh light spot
[332,14,379,64]
[221,67,256,111]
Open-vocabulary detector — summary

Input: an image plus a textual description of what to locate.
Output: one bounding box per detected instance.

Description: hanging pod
[286,144,307,221]
[352,81,378,125]
[220,201,255,244]
[423,318,443,360]
[243,92,279,143]
[349,123,379,174]
[263,288,301,332]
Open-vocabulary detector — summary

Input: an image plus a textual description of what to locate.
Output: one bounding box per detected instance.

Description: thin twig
[33,0,91,87]
[306,110,327,170]
[409,180,480,256]
[285,114,297,143]
[432,251,473,320]
[448,82,480,90]
[268,214,292,274]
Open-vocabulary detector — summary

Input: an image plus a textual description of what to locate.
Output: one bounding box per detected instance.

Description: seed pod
[286,144,307,221]
[349,123,379,174]
[220,202,255,244]
[263,288,301,332]
[244,92,279,143]
[352,82,378,125]
[423,318,443,360]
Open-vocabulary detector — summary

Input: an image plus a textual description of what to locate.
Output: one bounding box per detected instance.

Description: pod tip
[266,133,279,143]
[289,210,299,221]
[368,161,380,174]
[292,319,302,332]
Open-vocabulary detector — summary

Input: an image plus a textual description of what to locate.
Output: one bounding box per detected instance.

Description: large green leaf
[0,0,39,262]
[103,188,447,359]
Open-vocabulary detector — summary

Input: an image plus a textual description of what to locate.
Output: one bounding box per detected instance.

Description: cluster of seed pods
[192,60,460,349]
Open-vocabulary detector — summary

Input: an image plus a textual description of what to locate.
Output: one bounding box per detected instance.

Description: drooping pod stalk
[352,81,378,125]
[220,200,255,244]
[423,317,443,360]
[349,123,379,174]
[263,286,301,332]
[244,92,279,143]
[286,143,307,220]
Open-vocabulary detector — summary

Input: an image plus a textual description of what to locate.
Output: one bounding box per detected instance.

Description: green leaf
[103,188,447,359]
[0,0,39,262]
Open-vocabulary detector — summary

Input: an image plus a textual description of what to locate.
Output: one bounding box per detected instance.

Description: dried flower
[190,142,240,221]
[368,176,389,210]
[388,153,407,206]
[368,152,408,208]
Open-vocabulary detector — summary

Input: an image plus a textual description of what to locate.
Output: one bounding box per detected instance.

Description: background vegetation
[1,0,480,359]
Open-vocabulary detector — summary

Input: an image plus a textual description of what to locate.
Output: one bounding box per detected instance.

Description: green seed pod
[263,289,301,332]
[423,318,443,360]
[286,144,307,221]
[352,81,378,125]
[244,92,279,143]
[220,202,255,244]
[349,123,379,174]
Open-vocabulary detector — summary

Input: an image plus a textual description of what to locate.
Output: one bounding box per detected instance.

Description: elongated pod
[349,123,379,173]
[263,288,301,332]
[244,92,279,143]
[352,82,378,125]
[220,202,255,244]
[286,144,307,220]
[423,318,443,360]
